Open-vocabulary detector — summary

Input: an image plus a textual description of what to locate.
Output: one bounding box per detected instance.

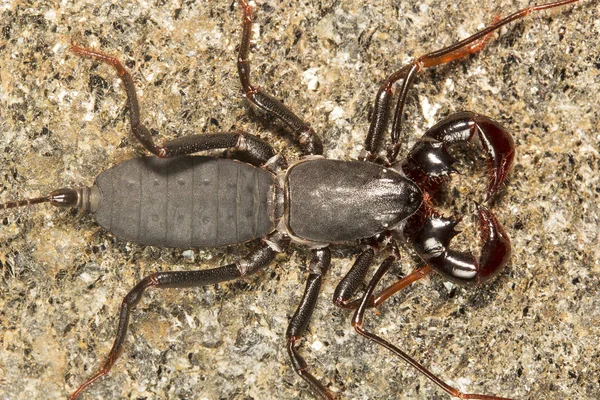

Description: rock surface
[1,1,599,399]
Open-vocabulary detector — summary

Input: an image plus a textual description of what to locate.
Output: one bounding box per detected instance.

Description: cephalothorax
[1,1,586,399]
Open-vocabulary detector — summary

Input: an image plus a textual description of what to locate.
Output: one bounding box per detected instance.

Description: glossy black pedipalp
[403,111,515,199]
[406,205,510,286]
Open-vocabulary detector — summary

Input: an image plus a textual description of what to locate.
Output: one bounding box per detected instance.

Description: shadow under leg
[68,238,281,400]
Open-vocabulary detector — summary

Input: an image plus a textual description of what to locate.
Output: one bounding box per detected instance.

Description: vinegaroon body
[0,0,593,399]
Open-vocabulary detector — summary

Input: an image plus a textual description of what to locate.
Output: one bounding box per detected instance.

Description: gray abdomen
[92,156,276,248]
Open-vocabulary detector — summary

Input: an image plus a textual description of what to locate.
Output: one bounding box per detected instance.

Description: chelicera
[1,0,586,399]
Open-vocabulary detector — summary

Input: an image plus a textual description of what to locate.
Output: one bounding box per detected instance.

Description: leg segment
[352,255,512,400]
[160,131,280,167]
[387,14,500,162]
[286,248,335,400]
[71,45,281,166]
[68,238,281,400]
[333,248,375,309]
[237,0,323,155]
[362,0,583,162]
[334,246,432,310]
[370,265,432,306]
[70,45,161,155]
[402,111,515,199]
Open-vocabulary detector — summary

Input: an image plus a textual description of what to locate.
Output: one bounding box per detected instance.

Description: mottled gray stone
[1,1,598,400]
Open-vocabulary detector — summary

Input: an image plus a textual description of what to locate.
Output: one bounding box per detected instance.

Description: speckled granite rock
[1,1,598,399]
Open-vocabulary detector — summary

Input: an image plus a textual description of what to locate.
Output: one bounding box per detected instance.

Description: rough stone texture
[1,1,598,400]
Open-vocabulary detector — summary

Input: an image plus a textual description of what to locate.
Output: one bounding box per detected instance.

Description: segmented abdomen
[93,156,276,248]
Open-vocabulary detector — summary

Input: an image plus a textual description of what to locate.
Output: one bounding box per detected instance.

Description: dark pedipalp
[402,137,459,180]
[405,204,510,286]
[403,111,515,199]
